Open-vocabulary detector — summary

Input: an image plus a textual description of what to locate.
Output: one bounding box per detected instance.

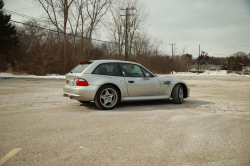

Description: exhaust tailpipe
[63,93,69,97]
[70,96,76,100]
[63,93,76,100]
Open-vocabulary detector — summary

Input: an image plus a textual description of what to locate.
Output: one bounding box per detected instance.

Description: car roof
[88,60,140,65]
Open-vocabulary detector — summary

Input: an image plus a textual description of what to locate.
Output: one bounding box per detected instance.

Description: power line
[4,8,72,34]
[4,8,119,45]
[4,8,96,41]
[10,20,120,45]
[3,9,48,23]
[22,0,40,5]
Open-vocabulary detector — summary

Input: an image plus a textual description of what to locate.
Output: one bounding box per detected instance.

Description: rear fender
[94,83,122,102]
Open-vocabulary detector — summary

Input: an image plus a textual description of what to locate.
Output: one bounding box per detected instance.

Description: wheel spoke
[109,94,114,99]
[101,95,106,100]
[104,99,109,105]
[99,88,118,108]
[105,90,110,96]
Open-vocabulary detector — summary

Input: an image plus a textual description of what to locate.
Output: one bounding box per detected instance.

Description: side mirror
[145,73,149,80]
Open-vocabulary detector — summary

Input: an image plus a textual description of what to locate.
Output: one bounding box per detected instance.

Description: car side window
[92,63,121,76]
[119,63,144,77]
[141,67,154,77]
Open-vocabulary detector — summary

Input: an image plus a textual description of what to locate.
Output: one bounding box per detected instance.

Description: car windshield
[70,64,90,73]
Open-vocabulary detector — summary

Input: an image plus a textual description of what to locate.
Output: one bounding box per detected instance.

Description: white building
[242,66,250,73]
[210,65,223,71]
[206,70,228,74]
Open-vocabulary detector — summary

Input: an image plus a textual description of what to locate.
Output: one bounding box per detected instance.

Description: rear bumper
[63,84,99,101]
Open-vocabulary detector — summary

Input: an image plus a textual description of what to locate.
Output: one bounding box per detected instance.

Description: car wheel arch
[95,83,122,102]
[171,83,188,98]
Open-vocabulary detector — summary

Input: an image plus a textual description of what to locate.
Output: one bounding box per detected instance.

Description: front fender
[171,81,189,98]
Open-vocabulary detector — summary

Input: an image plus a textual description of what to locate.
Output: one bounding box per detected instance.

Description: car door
[119,63,160,97]
[91,63,129,97]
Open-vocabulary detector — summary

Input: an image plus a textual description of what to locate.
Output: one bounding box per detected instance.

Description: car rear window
[70,64,91,73]
[92,63,121,76]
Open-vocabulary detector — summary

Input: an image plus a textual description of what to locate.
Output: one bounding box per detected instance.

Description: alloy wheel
[100,88,118,108]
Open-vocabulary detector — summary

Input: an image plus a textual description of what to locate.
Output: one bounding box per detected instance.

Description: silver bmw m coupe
[63,60,190,110]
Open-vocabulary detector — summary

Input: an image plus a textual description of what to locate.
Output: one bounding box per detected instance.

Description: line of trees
[226,52,250,71]
[197,55,227,66]
[0,0,19,69]
[0,0,194,75]
[1,0,249,75]
[195,52,250,71]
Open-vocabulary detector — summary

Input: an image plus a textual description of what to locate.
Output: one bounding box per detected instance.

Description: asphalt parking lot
[0,76,250,166]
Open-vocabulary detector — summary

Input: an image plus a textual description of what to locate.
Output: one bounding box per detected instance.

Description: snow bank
[0,72,249,79]
[0,73,65,79]
[158,72,250,77]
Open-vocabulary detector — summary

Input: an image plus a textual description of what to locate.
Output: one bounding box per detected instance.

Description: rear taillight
[66,80,67,84]
[76,78,89,86]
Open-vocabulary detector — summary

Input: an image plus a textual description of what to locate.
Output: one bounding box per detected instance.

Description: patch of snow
[157,72,249,77]
[1,72,249,79]
[0,73,65,79]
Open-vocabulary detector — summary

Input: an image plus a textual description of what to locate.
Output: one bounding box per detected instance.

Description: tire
[172,84,184,104]
[94,85,120,110]
[78,100,91,104]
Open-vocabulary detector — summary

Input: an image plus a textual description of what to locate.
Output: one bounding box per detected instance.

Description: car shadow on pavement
[79,99,215,112]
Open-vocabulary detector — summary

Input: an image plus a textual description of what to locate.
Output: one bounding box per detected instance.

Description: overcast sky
[4,0,250,57]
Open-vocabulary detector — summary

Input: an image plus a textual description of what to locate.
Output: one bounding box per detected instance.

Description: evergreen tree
[0,0,19,53]
[184,53,192,59]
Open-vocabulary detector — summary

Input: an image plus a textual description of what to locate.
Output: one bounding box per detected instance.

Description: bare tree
[35,0,111,72]
[68,0,89,62]
[127,0,149,58]
[86,0,111,39]
[104,0,126,59]
[104,0,149,60]
[132,30,152,56]
[35,0,74,73]
[66,0,111,60]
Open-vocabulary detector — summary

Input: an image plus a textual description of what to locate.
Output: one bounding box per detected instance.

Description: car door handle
[128,81,134,83]
[164,81,170,84]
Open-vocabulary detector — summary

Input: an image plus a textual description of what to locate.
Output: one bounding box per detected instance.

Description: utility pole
[230,58,232,73]
[198,44,200,73]
[125,8,128,61]
[121,7,136,61]
[169,43,176,74]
